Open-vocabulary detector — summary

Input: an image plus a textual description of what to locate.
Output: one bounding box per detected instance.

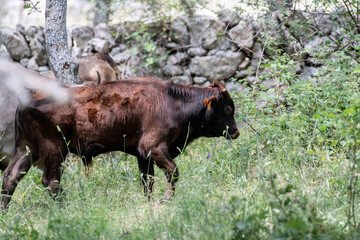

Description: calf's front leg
[137,157,154,199]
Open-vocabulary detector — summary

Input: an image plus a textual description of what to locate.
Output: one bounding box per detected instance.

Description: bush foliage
[2,0,360,239]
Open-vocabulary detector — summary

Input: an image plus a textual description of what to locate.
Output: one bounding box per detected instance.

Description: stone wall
[0,8,350,96]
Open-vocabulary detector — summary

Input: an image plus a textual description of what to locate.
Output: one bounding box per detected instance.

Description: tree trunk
[45,0,80,84]
[93,0,111,27]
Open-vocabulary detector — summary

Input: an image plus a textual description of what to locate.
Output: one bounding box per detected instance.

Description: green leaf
[306,149,315,155]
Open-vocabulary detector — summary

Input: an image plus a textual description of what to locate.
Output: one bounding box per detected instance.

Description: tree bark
[45,0,80,84]
[93,0,111,27]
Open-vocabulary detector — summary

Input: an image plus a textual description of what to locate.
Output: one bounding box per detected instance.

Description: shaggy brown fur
[0,53,121,172]
[1,78,239,208]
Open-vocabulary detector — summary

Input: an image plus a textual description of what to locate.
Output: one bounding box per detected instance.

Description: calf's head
[203,83,239,140]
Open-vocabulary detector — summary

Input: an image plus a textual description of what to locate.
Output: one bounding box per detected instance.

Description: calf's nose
[231,129,240,139]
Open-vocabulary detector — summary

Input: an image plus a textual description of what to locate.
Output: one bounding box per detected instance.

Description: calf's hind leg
[1,148,32,209]
[40,154,65,201]
[149,143,179,201]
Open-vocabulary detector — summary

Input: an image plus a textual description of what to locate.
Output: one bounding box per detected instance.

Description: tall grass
[0,120,356,239]
[1,53,360,239]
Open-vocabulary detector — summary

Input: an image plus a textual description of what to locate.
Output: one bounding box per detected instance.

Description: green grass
[0,123,356,239]
[1,50,360,239]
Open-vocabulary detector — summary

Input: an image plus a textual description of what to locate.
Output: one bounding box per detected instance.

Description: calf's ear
[204,95,217,121]
[204,96,217,110]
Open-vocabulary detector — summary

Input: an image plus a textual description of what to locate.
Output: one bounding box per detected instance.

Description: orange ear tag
[207,101,212,111]
[204,98,212,111]
[204,98,209,107]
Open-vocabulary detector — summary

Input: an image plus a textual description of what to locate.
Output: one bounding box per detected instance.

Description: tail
[0,60,71,107]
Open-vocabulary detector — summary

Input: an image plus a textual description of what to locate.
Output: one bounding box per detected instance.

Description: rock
[208,48,238,56]
[20,58,29,67]
[286,39,302,56]
[225,80,245,94]
[202,31,218,50]
[248,42,263,72]
[228,20,255,54]
[110,46,122,56]
[119,44,127,52]
[110,44,127,56]
[294,63,303,74]
[302,13,334,36]
[218,9,241,29]
[250,57,261,72]
[235,70,248,79]
[230,43,239,52]
[0,48,12,61]
[195,80,211,87]
[112,51,131,64]
[300,66,322,79]
[216,37,231,51]
[193,76,208,84]
[257,12,284,55]
[117,54,143,79]
[278,24,303,55]
[69,25,94,49]
[256,100,268,109]
[306,57,324,67]
[26,25,38,37]
[183,68,191,77]
[94,23,113,43]
[252,42,263,59]
[82,44,93,56]
[0,27,31,61]
[170,18,190,45]
[16,24,26,36]
[27,57,39,71]
[246,76,259,85]
[189,50,245,81]
[89,38,111,53]
[320,17,335,36]
[156,47,168,67]
[166,42,180,50]
[71,47,82,58]
[167,52,189,65]
[162,64,183,76]
[261,79,277,89]
[26,26,48,66]
[188,16,225,47]
[38,66,50,72]
[170,75,192,85]
[238,57,251,70]
[207,49,218,56]
[187,47,207,57]
[304,36,336,65]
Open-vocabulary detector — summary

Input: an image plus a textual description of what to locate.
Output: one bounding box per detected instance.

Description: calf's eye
[226,106,233,113]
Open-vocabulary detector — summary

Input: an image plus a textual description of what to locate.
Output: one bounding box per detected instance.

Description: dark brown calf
[1,78,239,208]
[0,53,120,172]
